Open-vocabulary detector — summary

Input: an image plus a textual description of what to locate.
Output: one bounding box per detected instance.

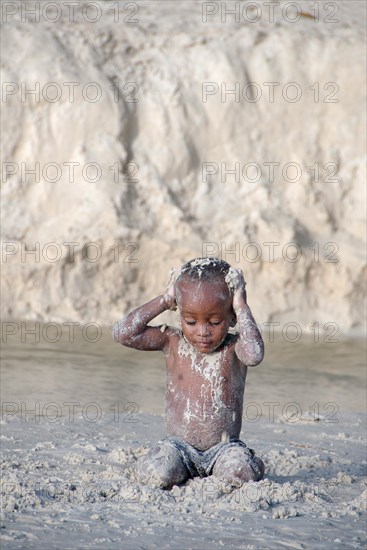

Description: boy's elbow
[236,341,264,366]
[247,355,263,367]
[247,343,264,366]
[112,319,128,344]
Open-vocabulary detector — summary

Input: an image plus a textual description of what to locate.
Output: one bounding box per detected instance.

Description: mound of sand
[1,1,366,332]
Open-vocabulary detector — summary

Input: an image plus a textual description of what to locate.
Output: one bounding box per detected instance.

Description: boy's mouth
[196,341,212,348]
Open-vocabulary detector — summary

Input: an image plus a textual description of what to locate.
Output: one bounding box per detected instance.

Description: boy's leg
[136,441,190,490]
[211,445,265,485]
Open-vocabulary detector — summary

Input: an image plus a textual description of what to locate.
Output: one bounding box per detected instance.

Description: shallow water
[1,322,366,420]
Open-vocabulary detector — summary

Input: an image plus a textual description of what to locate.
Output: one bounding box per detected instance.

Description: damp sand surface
[1,325,366,549]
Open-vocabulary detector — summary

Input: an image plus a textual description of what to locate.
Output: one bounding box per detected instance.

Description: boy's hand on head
[163,267,180,310]
[227,268,247,310]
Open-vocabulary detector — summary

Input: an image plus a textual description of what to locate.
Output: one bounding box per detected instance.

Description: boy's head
[175,258,236,354]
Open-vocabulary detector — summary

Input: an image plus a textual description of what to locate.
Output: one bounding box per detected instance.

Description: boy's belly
[165,353,246,451]
[165,397,243,451]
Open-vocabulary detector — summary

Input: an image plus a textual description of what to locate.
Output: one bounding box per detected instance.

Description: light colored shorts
[160,436,262,479]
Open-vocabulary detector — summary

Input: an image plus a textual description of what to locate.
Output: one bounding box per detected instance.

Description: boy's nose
[198,323,210,336]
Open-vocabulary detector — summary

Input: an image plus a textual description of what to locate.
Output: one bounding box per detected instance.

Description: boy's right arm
[112,268,179,352]
[112,295,172,351]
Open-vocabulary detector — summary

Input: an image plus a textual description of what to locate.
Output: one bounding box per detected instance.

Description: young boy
[113,258,265,489]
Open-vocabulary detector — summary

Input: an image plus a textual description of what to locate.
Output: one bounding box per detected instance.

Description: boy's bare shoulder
[157,325,181,337]
[157,325,181,350]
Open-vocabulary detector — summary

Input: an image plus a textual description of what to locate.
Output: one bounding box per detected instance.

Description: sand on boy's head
[177,257,232,284]
[174,258,237,353]
[175,257,233,304]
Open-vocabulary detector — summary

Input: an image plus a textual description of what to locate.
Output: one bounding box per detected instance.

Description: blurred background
[1,0,366,336]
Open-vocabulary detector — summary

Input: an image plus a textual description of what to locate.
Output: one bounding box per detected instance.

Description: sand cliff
[1,1,366,333]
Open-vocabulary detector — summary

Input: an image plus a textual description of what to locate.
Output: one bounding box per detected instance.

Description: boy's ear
[230,311,237,327]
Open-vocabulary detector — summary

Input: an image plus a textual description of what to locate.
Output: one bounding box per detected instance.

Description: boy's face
[176,276,234,354]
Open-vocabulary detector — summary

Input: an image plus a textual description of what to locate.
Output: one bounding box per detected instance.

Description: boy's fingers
[168,267,180,280]
[234,267,245,278]
[225,267,243,292]
[234,268,246,285]
[167,269,177,286]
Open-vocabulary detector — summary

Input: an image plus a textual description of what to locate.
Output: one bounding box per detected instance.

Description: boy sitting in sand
[113,258,265,489]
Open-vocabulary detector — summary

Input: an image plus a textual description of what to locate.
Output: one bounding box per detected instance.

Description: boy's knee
[136,443,189,490]
[212,446,264,485]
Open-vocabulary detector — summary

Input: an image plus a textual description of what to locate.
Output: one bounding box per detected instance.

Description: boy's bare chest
[166,336,245,393]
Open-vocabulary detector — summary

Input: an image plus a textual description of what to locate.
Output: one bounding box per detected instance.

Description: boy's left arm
[231,269,264,366]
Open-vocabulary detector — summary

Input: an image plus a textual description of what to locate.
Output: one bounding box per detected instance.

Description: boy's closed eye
[183,319,223,326]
